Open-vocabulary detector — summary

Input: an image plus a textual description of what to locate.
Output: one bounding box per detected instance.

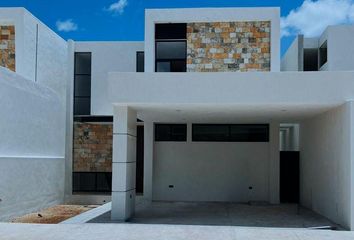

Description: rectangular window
[155,124,187,141]
[155,23,186,40]
[155,23,186,72]
[319,41,327,68]
[192,124,269,142]
[74,52,91,115]
[136,51,144,72]
[73,172,112,193]
[156,41,186,59]
[156,61,171,72]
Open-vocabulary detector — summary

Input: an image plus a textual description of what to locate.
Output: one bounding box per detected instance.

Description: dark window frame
[155,124,187,142]
[154,23,187,72]
[155,23,187,40]
[136,51,144,72]
[192,124,269,142]
[74,116,113,123]
[74,52,92,116]
[72,172,112,194]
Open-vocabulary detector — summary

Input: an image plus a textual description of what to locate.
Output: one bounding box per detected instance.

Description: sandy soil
[11,205,97,224]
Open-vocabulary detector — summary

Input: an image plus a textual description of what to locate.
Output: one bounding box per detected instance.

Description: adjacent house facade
[1,7,354,230]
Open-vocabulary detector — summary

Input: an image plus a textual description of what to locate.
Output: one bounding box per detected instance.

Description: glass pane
[156,41,186,59]
[155,124,187,141]
[193,125,229,141]
[137,52,144,72]
[155,124,171,141]
[73,172,96,192]
[74,75,91,97]
[171,60,186,72]
[319,41,327,67]
[230,125,269,142]
[170,125,187,141]
[155,23,187,40]
[74,97,90,115]
[75,53,91,75]
[156,61,171,72]
[96,173,112,192]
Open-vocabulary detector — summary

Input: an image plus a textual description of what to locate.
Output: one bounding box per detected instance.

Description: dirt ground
[11,205,97,224]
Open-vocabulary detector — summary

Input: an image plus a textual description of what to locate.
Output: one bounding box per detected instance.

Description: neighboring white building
[0,7,354,231]
[281,25,354,71]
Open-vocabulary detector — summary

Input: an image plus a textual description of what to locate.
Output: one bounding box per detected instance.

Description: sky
[2,0,354,55]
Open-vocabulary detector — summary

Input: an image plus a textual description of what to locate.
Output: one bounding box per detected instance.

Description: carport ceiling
[114,103,342,123]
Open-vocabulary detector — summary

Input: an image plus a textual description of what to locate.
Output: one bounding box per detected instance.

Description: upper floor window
[74,52,91,116]
[155,23,187,72]
[136,51,144,72]
[319,41,327,68]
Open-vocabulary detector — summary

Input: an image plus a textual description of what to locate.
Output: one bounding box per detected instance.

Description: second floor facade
[3,7,354,117]
[144,8,280,73]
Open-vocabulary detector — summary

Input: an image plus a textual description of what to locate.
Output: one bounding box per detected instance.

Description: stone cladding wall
[73,122,113,172]
[0,25,15,71]
[187,21,271,72]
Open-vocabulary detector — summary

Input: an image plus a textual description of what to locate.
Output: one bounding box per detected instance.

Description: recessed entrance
[280,151,300,203]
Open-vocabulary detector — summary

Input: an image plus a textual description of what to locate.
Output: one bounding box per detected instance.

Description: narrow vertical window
[74,52,91,115]
[155,23,187,72]
[136,51,144,72]
[319,41,327,68]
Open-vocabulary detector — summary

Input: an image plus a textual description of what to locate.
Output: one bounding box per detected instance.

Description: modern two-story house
[1,6,354,230]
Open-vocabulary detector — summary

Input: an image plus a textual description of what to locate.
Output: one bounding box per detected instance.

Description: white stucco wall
[145,7,281,73]
[0,68,65,221]
[319,25,354,71]
[153,123,276,203]
[75,42,144,116]
[300,102,353,229]
[0,8,25,77]
[0,8,68,102]
[281,35,303,71]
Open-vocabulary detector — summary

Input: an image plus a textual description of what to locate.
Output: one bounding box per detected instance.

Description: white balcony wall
[108,72,354,109]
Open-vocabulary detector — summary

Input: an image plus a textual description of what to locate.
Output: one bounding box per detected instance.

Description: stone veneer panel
[73,122,113,172]
[0,25,15,72]
[187,22,270,72]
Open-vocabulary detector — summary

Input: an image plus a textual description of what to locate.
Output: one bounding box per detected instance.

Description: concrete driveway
[0,223,353,240]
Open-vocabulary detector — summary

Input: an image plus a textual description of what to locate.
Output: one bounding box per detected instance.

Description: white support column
[143,121,154,201]
[111,106,137,221]
[269,122,280,204]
